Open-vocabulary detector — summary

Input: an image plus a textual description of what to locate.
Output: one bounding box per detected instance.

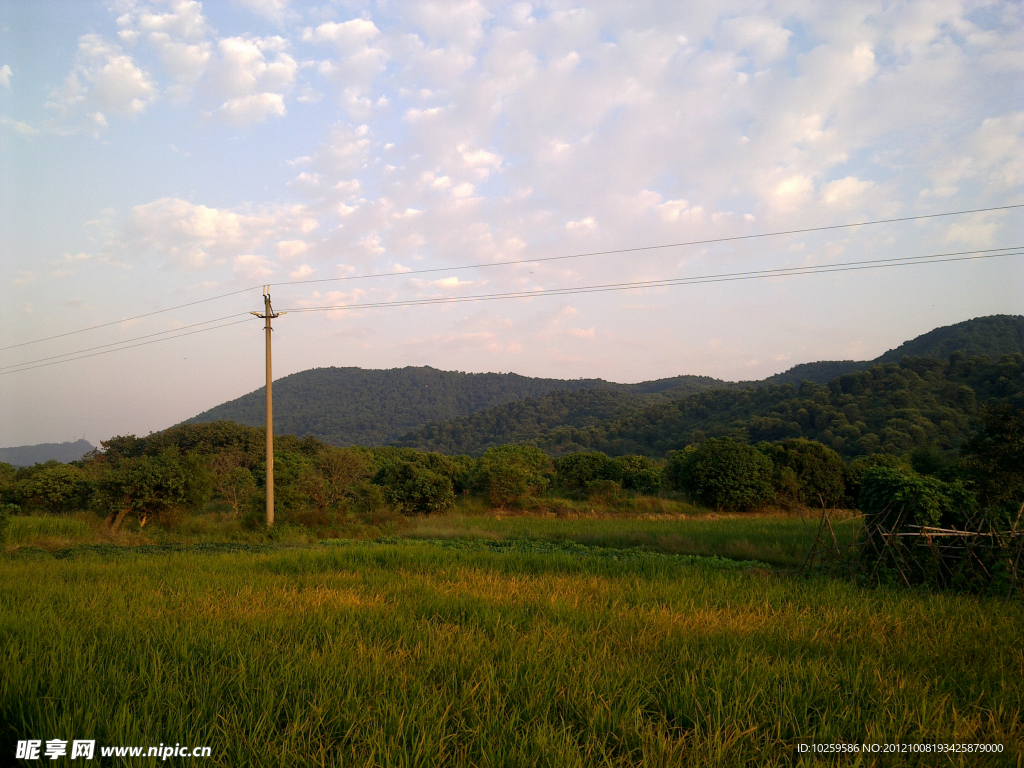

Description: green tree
[210,449,257,517]
[759,439,845,508]
[613,455,663,495]
[475,445,552,508]
[666,438,774,511]
[859,466,976,532]
[959,403,1024,510]
[95,448,211,531]
[374,460,454,515]
[14,462,94,513]
[554,452,621,494]
[843,453,910,508]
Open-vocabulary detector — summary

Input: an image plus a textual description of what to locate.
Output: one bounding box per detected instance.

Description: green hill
[183,366,729,446]
[183,315,1023,451]
[0,439,95,468]
[397,354,1024,458]
[758,315,1024,385]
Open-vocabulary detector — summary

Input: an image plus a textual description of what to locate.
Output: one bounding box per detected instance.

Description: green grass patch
[403,510,855,567]
[1,540,1020,766]
[5,514,95,546]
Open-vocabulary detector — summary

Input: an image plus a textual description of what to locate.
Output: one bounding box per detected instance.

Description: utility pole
[251,286,284,527]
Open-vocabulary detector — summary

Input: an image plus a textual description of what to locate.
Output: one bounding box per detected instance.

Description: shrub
[666,438,774,511]
[554,452,621,493]
[93,448,212,531]
[859,466,977,532]
[373,461,454,515]
[759,439,845,508]
[475,445,552,508]
[844,454,910,507]
[613,455,663,495]
[13,462,95,513]
[959,403,1024,509]
[0,503,10,543]
[585,479,624,504]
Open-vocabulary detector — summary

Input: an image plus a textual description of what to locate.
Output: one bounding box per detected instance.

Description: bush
[844,454,910,507]
[475,445,552,508]
[373,461,454,515]
[93,448,212,531]
[758,439,845,508]
[666,438,774,511]
[859,466,977,532]
[554,452,621,494]
[613,455,663,495]
[585,479,623,504]
[12,462,95,513]
[959,403,1024,509]
[0,503,10,543]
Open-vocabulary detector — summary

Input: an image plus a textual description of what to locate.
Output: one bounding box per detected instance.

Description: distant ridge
[760,315,1024,385]
[0,439,95,467]
[181,314,1023,449]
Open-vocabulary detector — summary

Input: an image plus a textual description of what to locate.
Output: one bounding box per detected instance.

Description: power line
[0,286,260,353]
[2,245,1018,377]
[269,203,1024,289]
[280,247,1023,314]
[0,312,250,373]
[5,203,1019,352]
[0,318,253,377]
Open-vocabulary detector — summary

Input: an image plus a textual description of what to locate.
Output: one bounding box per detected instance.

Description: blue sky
[1,0,1022,447]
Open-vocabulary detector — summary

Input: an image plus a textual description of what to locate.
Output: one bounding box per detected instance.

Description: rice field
[404,510,858,567]
[1,535,1021,766]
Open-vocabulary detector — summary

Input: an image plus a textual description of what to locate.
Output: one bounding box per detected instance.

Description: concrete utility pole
[251,287,284,527]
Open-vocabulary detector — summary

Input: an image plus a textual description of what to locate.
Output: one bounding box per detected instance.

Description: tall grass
[1,541,1021,766]
[5,514,95,546]
[404,511,856,566]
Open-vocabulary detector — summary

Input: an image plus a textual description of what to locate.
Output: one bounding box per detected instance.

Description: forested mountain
[0,439,95,467]
[758,315,1024,385]
[183,315,1023,450]
[397,353,1024,459]
[184,366,729,446]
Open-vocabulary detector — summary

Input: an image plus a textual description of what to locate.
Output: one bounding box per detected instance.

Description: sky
[1,0,1022,449]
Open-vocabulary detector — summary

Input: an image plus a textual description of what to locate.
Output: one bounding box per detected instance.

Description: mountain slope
[398,354,1024,458]
[183,315,1023,450]
[0,439,95,467]
[759,315,1024,386]
[184,366,731,447]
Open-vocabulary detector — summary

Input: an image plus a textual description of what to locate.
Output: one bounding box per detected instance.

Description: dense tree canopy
[399,354,1024,460]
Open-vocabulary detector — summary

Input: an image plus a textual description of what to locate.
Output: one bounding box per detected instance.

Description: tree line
[397,353,1024,459]
[1,398,1020,538]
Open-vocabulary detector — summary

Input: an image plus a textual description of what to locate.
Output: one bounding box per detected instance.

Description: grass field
[404,509,859,567]
[2,530,1022,766]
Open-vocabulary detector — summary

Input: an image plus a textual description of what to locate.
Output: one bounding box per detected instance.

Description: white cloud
[276,240,309,260]
[0,116,39,136]
[721,17,791,65]
[208,35,296,123]
[232,0,295,24]
[148,34,211,85]
[117,1,211,42]
[821,176,874,206]
[302,19,380,50]
[115,197,312,272]
[218,92,286,124]
[566,217,596,232]
[49,35,157,121]
[233,254,275,279]
[0,65,11,89]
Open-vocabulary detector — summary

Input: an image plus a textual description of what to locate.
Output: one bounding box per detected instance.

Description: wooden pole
[251,287,283,527]
[264,290,274,528]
